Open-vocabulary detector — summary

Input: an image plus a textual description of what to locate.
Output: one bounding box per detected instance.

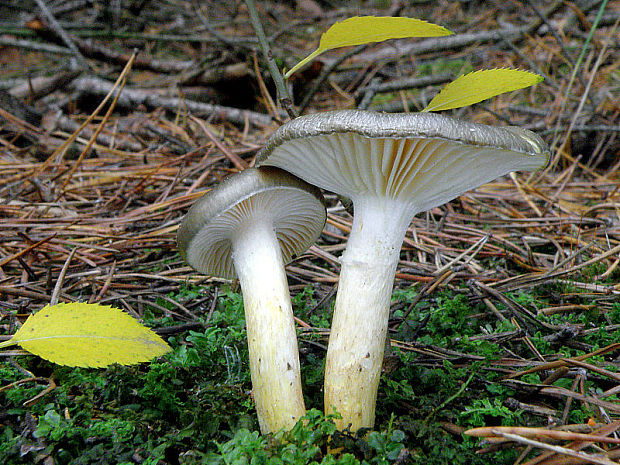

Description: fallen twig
[69,77,273,127]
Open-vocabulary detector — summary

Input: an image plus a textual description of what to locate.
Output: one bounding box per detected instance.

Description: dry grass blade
[561,358,620,384]
[491,430,620,465]
[466,425,620,444]
[521,422,620,465]
[500,381,620,414]
[505,343,620,380]
[50,248,76,306]
[55,60,134,197]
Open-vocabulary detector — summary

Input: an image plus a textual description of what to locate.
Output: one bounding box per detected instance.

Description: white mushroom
[256,110,549,431]
[177,167,326,433]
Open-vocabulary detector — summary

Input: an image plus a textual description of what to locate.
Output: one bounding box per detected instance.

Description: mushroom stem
[232,217,306,433]
[324,197,412,431]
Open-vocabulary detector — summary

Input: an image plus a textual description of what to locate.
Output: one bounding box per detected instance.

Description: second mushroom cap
[178,166,327,279]
[177,166,327,434]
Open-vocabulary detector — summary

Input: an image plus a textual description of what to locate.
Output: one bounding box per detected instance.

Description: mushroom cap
[256,110,549,213]
[177,166,327,279]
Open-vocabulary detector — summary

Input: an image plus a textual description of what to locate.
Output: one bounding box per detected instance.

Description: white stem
[232,217,305,433]
[324,196,412,431]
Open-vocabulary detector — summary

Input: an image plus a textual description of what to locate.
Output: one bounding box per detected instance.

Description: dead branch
[69,77,274,127]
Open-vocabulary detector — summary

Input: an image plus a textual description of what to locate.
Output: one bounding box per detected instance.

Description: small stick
[244,0,296,119]
[0,36,71,54]
[472,280,557,330]
[90,261,116,303]
[298,44,368,114]
[33,52,137,179]
[56,62,134,199]
[434,233,489,276]
[50,248,77,306]
[190,116,248,170]
[467,425,620,444]
[0,235,55,268]
[23,376,57,407]
[490,430,618,465]
[252,52,279,119]
[468,280,507,322]
[33,0,89,71]
[521,422,620,465]
[69,76,273,127]
[562,358,620,384]
[496,243,620,292]
[510,172,543,217]
[561,373,581,425]
[504,342,620,380]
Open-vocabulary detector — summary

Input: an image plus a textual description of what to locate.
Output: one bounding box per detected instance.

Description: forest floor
[0,1,619,464]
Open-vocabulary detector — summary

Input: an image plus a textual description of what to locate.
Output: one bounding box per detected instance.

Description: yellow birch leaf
[0,302,171,367]
[422,68,544,112]
[285,16,452,78]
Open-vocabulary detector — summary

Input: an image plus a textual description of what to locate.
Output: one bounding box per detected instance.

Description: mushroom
[177,166,327,433]
[256,110,549,431]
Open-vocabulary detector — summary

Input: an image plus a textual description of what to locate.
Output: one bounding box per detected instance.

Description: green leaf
[0,302,171,367]
[422,68,544,112]
[285,16,452,78]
